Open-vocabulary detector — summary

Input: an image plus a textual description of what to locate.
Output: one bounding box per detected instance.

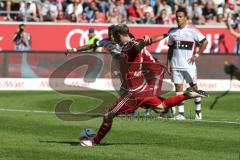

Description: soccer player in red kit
[80,24,209,147]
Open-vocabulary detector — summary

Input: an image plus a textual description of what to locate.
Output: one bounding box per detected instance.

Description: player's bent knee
[104,113,115,122]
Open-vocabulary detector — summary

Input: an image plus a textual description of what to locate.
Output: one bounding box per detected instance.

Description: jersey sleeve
[168,34,174,47]
[193,29,206,43]
[96,39,104,47]
[167,28,175,47]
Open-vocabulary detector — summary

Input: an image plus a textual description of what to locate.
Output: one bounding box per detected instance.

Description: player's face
[176,12,187,28]
[119,34,131,45]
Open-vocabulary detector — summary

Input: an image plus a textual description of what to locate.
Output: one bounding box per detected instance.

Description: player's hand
[143,35,152,44]
[187,56,198,65]
[65,48,76,56]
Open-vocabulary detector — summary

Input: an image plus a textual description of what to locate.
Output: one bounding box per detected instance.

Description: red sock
[93,122,112,144]
[163,94,190,108]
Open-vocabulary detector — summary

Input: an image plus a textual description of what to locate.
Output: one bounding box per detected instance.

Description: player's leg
[172,70,185,120]
[152,87,208,113]
[91,92,134,145]
[147,73,169,117]
[174,83,185,119]
[93,112,115,145]
[190,83,202,120]
[186,69,202,120]
[80,111,115,147]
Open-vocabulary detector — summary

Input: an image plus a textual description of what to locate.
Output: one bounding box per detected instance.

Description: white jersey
[168,25,206,70]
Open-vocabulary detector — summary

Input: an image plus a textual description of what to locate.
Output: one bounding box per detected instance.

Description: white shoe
[80,137,96,147]
[195,112,202,120]
[174,114,186,120]
[184,87,209,98]
[80,139,95,147]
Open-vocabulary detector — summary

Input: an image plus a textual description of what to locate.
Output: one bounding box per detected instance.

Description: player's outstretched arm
[65,44,95,56]
[149,33,168,44]
[135,34,168,52]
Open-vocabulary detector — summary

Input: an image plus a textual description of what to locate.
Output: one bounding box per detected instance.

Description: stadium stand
[0,0,239,25]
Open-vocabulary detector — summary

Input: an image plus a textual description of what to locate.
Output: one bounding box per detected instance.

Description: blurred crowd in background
[0,0,239,25]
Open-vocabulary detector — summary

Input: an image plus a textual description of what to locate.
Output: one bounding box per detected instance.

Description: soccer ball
[80,128,96,147]
[80,128,96,139]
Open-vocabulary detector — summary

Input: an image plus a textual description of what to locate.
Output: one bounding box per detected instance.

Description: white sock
[195,97,201,111]
[176,92,184,114]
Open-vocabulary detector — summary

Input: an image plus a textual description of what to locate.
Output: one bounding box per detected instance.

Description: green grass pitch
[0,91,239,160]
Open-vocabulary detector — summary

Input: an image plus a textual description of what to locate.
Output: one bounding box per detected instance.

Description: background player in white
[167,8,208,120]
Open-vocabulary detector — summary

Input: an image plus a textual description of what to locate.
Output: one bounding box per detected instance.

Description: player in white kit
[167,8,208,120]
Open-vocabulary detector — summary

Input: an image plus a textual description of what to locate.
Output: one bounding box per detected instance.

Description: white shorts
[172,70,197,84]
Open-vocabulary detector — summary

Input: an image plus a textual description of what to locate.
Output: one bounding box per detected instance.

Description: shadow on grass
[39,140,162,146]
[39,140,80,146]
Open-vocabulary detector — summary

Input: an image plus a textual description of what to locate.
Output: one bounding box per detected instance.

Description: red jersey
[119,39,153,91]
[119,39,165,94]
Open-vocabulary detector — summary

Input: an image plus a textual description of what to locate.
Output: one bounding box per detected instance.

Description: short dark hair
[113,24,129,44]
[108,25,116,38]
[19,24,25,28]
[176,8,187,17]
[89,28,95,33]
[116,24,129,35]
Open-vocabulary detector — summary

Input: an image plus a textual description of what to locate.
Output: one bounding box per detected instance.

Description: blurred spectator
[202,1,217,24]
[127,0,144,23]
[155,8,172,24]
[108,0,117,13]
[142,11,155,24]
[98,0,109,13]
[89,10,106,23]
[0,1,6,19]
[216,13,225,25]
[84,1,101,21]
[156,0,172,17]
[77,12,88,22]
[188,1,205,25]
[6,0,21,21]
[40,0,50,21]
[142,0,155,18]
[18,0,38,22]
[49,0,61,22]
[114,0,127,20]
[65,0,83,22]
[13,24,31,51]
[58,9,70,22]
[0,0,238,25]
[213,0,225,15]
[226,12,240,54]
[107,7,124,23]
[174,0,189,11]
[40,0,62,22]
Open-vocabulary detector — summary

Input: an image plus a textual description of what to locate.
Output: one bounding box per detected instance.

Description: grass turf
[0,91,239,160]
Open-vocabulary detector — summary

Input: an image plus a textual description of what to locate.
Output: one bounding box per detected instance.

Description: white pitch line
[0,108,239,125]
[0,108,55,114]
[185,119,240,125]
[0,108,103,116]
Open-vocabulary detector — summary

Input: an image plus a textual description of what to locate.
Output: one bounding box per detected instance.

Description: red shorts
[107,85,163,115]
